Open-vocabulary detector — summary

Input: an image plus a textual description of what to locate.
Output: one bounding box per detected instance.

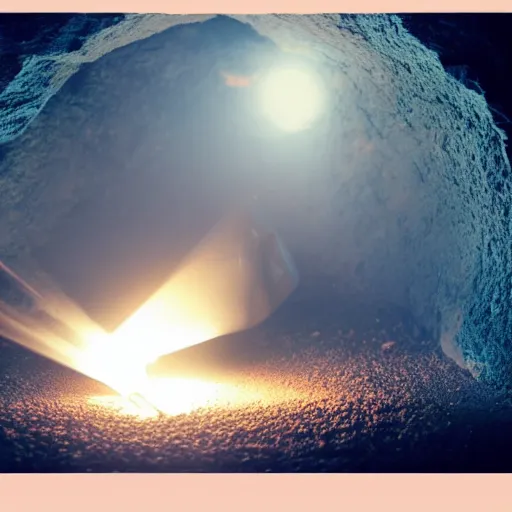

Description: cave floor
[0,294,510,473]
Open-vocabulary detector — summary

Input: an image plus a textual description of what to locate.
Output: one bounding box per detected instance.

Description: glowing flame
[77,318,218,400]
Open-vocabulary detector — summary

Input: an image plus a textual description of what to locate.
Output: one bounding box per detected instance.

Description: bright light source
[257,65,326,133]
[75,211,299,408]
[88,378,239,418]
[87,376,301,419]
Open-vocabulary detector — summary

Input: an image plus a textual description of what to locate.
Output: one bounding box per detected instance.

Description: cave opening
[0,14,511,391]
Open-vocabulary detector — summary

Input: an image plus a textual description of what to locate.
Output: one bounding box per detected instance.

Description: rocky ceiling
[0,13,511,391]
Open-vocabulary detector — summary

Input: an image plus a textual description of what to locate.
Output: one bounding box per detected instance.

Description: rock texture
[402,14,512,152]
[0,14,213,144]
[0,14,511,390]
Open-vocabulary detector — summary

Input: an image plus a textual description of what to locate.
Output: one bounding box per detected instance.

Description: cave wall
[0,13,511,389]
[233,14,512,389]
[0,14,214,145]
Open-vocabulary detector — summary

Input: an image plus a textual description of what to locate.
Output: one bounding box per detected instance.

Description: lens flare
[258,64,326,133]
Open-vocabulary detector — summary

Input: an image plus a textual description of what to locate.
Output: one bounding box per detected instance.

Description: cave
[0,13,511,395]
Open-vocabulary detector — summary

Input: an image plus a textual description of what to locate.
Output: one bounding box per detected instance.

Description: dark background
[402,14,512,160]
